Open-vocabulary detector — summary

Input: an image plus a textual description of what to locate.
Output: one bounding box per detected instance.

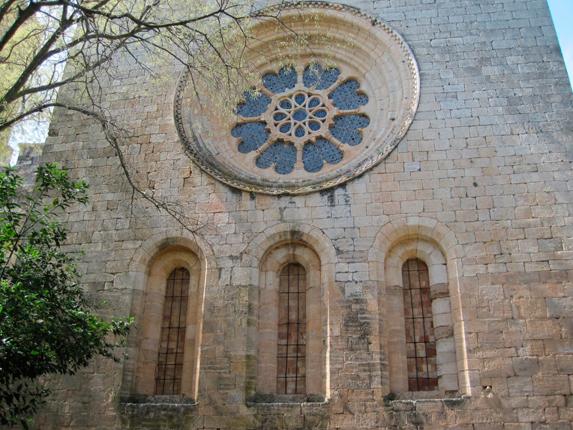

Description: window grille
[402,259,438,391]
[277,263,307,394]
[155,268,190,395]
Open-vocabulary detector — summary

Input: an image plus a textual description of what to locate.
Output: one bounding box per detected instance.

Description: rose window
[231,64,370,175]
[175,3,420,195]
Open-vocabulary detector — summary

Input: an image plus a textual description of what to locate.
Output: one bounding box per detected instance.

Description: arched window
[128,245,203,399]
[383,237,463,396]
[277,263,306,394]
[402,259,438,391]
[155,268,191,395]
[254,241,327,400]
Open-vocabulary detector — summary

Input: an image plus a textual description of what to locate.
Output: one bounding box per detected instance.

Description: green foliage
[0,164,131,427]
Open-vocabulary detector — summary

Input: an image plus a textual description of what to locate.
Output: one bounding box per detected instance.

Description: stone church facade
[34,0,572,429]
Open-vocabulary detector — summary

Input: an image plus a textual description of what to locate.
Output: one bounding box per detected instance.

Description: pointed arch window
[155,267,191,395]
[277,263,307,394]
[402,259,438,391]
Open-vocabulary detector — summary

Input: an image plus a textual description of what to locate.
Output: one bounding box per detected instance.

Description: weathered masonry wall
[34,0,573,429]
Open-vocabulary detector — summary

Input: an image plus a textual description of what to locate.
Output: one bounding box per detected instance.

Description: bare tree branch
[0,0,297,228]
[0,2,41,52]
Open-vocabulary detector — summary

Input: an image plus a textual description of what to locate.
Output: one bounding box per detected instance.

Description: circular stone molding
[175,3,420,195]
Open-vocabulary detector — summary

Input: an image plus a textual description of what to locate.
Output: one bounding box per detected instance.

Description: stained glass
[233,63,370,174]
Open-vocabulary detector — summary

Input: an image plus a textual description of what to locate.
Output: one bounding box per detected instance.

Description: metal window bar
[155,267,190,395]
[277,263,307,394]
[402,259,438,391]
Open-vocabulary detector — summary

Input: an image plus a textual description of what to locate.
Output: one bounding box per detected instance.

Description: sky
[547,0,573,89]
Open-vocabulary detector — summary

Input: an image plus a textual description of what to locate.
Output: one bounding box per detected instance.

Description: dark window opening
[403,259,438,391]
[155,268,190,395]
[277,263,306,394]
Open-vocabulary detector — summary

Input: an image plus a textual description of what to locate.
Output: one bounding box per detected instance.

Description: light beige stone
[31,0,573,428]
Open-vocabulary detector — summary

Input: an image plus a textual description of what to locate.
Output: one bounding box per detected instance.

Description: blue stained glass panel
[330,114,370,146]
[256,140,297,174]
[236,91,271,117]
[232,122,269,153]
[313,109,327,119]
[293,109,307,121]
[303,64,340,90]
[308,97,321,108]
[309,121,321,131]
[329,80,368,110]
[262,66,297,94]
[303,138,343,172]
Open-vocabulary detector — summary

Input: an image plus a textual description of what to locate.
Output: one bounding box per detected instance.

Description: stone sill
[246,394,328,407]
[120,395,198,413]
[384,393,470,408]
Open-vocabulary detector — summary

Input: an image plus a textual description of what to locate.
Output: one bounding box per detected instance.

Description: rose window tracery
[272,92,328,139]
[174,3,420,195]
[232,64,370,175]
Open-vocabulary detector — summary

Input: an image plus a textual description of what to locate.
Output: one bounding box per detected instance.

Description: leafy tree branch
[0,164,132,428]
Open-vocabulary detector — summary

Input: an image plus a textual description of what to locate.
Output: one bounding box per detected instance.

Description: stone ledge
[246,393,328,407]
[384,393,470,409]
[119,395,198,414]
